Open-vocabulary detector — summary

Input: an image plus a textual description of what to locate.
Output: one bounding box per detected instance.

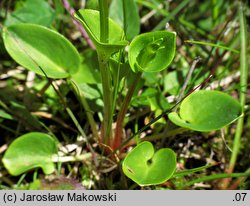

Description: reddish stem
[112,73,141,150]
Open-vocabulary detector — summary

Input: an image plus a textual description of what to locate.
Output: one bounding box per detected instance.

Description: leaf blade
[2,132,58,176]
[3,23,80,78]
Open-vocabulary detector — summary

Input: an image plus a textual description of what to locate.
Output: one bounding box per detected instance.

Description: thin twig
[140,4,163,24]
[62,0,95,49]
[175,57,201,108]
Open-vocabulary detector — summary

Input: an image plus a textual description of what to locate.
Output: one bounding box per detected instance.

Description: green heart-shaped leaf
[168,90,242,132]
[122,141,176,186]
[128,31,176,72]
[2,132,57,176]
[2,23,80,78]
[74,9,128,58]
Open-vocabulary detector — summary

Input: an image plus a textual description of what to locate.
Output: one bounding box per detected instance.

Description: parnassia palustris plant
[1,0,244,188]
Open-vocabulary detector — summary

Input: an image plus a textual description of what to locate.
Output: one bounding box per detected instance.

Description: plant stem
[98,0,113,143]
[99,0,109,43]
[113,72,141,150]
[125,128,187,147]
[228,167,250,189]
[184,40,239,54]
[175,57,201,111]
[98,52,113,143]
[52,153,92,163]
[65,107,87,139]
[70,81,100,142]
[111,51,123,116]
[17,173,26,187]
[0,124,16,134]
[227,2,248,174]
[122,0,127,37]
[153,0,190,31]
[79,95,100,141]
[184,172,250,188]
